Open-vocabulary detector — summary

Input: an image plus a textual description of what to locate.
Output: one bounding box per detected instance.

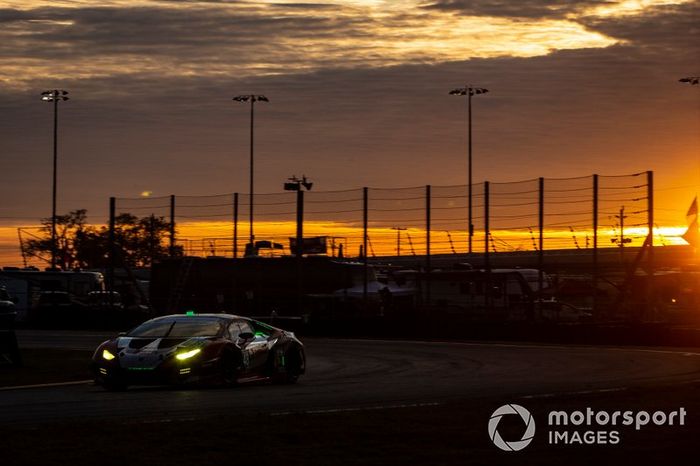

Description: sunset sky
[0,0,698,264]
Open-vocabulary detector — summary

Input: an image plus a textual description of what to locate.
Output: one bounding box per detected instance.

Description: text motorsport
[547,407,687,445]
[488,404,687,451]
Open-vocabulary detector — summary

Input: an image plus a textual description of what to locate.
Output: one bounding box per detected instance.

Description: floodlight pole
[468,90,473,255]
[284,176,312,316]
[679,77,699,192]
[450,85,488,255]
[42,89,69,270]
[249,98,255,245]
[233,94,268,248]
[52,96,58,269]
[284,176,313,257]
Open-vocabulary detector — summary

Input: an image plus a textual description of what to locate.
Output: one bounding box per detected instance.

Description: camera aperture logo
[488,404,536,451]
[488,404,687,451]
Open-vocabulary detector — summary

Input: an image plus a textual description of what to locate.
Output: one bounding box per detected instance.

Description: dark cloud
[267,2,341,9]
[421,0,610,19]
[1,35,694,216]
[579,1,700,55]
[0,0,697,225]
[158,0,338,5]
[0,5,367,60]
[0,9,33,22]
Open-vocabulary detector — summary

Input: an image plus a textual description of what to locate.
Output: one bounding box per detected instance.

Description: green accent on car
[185,310,196,316]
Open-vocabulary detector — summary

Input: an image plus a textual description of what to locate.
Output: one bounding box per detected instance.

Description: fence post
[647,170,654,319]
[233,193,239,259]
[296,190,304,256]
[296,189,304,315]
[169,195,176,256]
[363,187,368,307]
[108,197,116,297]
[426,185,431,307]
[593,174,599,317]
[537,177,544,320]
[647,170,654,267]
[484,181,491,312]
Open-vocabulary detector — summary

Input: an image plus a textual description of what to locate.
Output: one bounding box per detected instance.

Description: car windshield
[128,318,222,338]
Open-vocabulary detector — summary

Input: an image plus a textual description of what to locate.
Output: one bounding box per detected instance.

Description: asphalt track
[3,330,700,426]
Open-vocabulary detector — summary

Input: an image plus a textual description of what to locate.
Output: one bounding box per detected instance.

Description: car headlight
[176,348,201,361]
[102,349,116,361]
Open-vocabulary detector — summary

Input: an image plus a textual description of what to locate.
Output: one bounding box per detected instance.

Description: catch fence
[110,171,654,261]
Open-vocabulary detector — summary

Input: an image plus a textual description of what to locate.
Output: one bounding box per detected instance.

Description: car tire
[272,345,304,384]
[218,350,239,387]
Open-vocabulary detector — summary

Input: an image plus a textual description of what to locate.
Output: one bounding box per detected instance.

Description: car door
[236,319,269,373]
[227,321,253,374]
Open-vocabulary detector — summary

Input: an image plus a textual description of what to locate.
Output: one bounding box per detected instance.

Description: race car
[90,313,305,391]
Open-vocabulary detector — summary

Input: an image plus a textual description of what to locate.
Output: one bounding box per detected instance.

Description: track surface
[3,330,700,425]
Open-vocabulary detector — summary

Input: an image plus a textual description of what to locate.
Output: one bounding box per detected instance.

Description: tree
[25,210,182,269]
[111,213,180,267]
[25,209,89,270]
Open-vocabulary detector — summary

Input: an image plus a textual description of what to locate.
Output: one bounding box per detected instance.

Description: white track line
[327,338,700,356]
[0,380,92,391]
[521,387,628,399]
[270,402,441,416]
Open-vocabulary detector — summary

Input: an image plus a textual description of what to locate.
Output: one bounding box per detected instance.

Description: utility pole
[391,227,407,256]
[612,206,631,260]
[445,230,457,254]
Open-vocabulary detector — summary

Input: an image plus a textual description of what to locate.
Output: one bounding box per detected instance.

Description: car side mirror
[239,332,254,340]
[117,332,126,337]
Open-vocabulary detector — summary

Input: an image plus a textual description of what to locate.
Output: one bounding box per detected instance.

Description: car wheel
[272,346,304,384]
[218,350,239,387]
